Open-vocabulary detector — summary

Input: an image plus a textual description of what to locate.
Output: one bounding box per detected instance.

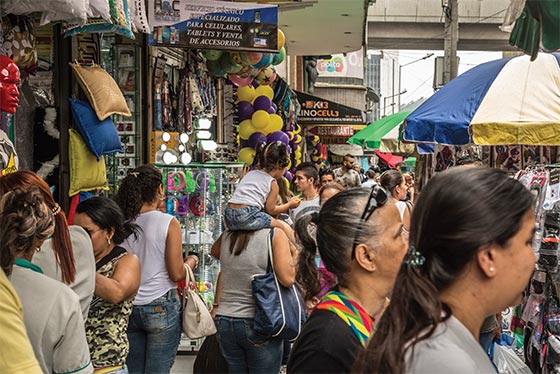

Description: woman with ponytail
[355,167,537,373]
[0,170,95,319]
[287,187,407,373]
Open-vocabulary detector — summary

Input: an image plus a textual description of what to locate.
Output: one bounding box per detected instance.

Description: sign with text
[317,49,364,79]
[307,126,355,137]
[296,91,366,125]
[147,0,278,52]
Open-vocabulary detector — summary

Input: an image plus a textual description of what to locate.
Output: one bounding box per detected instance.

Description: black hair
[295,188,378,300]
[366,169,375,179]
[115,165,163,221]
[354,167,533,373]
[223,230,257,256]
[380,169,404,197]
[76,196,140,245]
[319,167,335,178]
[253,141,290,171]
[295,162,319,185]
[0,187,54,275]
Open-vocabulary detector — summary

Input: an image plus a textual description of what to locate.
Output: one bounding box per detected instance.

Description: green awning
[347,111,411,149]
[509,0,560,60]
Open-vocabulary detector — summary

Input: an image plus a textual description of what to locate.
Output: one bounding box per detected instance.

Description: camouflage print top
[85,246,134,369]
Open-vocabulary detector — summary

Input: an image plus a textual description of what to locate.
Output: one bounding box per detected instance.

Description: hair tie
[52,203,61,216]
[129,172,139,178]
[404,245,425,267]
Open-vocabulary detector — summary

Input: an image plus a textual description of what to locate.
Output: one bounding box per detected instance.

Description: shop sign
[147,0,278,52]
[307,126,355,137]
[317,49,364,79]
[296,91,366,125]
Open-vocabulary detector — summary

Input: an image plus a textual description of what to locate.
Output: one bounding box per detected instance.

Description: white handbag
[182,264,217,339]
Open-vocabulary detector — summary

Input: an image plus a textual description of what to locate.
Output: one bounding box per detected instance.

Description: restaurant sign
[307,126,355,137]
[296,91,365,125]
[147,0,278,52]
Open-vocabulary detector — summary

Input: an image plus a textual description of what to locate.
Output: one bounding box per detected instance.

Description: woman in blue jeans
[116,165,198,374]
[211,227,296,373]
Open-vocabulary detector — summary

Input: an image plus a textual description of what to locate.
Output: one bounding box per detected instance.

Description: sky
[387,49,503,106]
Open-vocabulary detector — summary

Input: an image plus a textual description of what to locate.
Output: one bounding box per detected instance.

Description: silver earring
[107,238,111,245]
[35,247,41,253]
[489,267,495,272]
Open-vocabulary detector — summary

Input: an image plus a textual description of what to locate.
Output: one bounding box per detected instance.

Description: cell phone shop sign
[148,0,278,52]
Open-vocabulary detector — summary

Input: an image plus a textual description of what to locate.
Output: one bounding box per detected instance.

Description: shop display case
[104,43,143,194]
[156,161,245,352]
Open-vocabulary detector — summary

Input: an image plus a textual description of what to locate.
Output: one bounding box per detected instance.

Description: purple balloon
[248,132,267,149]
[267,102,277,114]
[267,131,290,145]
[253,96,272,112]
[240,139,249,148]
[284,171,293,183]
[237,101,254,121]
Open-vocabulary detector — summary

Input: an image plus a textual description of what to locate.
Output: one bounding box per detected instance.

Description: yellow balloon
[287,159,292,170]
[237,85,256,103]
[255,85,274,100]
[292,124,302,135]
[252,110,270,129]
[269,114,283,132]
[238,147,256,165]
[277,29,286,50]
[238,120,257,140]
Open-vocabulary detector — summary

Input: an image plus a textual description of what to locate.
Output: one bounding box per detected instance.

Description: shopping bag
[182,264,217,339]
[252,230,306,341]
[491,342,532,374]
[193,334,228,374]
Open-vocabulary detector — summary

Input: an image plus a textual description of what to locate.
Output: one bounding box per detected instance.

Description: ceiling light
[197,118,212,130]
[162,151,178,165]
[179,133,189,143]
[199,140,218,151]
[196,130,212,140]
[180,152,192,165]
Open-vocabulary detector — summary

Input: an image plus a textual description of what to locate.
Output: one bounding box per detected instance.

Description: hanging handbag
[182,264,217,339]
[252,229,306,341]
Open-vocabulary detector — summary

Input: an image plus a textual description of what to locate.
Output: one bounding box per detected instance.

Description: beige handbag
[182,264,217,339]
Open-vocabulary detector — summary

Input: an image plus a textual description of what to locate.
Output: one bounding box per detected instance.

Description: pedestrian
[1,187,92,374]
[319,182,344,206]
[402,173,415,204]
[225,141,299,241]
[0,170,96,319]
[380,169,411,233]
[361,169,377,188]
[290,162,320,225]
[287,187,407,373]
[115,165,199,374]
[395,161,406,172]
[354,167,536,373]
[74,197,141,373]
[319,168,335,186]
[333,155,361,188]
[211,227,296,373]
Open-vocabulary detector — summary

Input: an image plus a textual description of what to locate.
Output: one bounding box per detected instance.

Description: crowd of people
[0,147,536,374]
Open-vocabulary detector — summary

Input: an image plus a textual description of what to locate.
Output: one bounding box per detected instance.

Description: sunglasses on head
[351,185,389,259]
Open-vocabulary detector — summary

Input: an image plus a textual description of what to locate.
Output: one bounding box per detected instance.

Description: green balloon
[272,47,286,65]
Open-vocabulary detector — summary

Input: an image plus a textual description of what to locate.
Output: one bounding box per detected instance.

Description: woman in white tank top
[380,170,411,233]
[116,165,198,374]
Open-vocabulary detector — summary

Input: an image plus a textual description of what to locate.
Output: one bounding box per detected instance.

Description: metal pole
[443,0,458,84]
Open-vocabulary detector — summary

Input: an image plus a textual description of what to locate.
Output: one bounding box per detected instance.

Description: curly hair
[0,171,75,283]
[115,165,163,221]
[253,141,290,171]
[0,187,54,276]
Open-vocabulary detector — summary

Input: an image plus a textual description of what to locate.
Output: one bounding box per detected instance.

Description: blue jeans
[224,206,271,231]
[215,316,283,374]
[126,289,181,374]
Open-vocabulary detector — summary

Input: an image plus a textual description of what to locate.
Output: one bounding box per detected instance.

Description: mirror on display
[196,130,212,140]
[197,118,212,130]
[180,152,192,165]
[199,140,217,151]
[179,133,189,143]
[162,132,171,142]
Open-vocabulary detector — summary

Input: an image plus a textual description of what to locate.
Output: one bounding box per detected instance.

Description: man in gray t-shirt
[290,162,320,225]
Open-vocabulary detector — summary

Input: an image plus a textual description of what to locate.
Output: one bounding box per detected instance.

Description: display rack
[105,43,143,193]
[156,161,245,352]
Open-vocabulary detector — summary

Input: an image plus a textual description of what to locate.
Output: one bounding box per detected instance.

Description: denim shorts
[225,206,271,231]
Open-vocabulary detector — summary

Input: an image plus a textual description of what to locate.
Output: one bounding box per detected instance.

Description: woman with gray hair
[1,187,92,374]
[287,187,408,373]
